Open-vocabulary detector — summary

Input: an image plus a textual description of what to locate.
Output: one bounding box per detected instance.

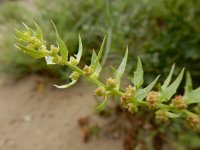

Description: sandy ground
[0,75,122,150]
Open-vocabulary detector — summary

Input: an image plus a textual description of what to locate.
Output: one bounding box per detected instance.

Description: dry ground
[0,75,122,150]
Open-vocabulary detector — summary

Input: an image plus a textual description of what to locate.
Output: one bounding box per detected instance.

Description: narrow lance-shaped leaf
[93,36,106,70]
[15,29,28,42]
[160,68,185,101]
[97,94,109,111]
[52,21,68,63]
[162,64,175,90]
[114,47,128,89]
[184,72,193,96]
[15,44,46,58]
[132,57,144,89]
[91,50,101,73]
[74,34,82,63]
[54,80,77,89]
[22,22,34,36]
[34,22,43,42]
[135,75,160,101]
[185,87,200,104]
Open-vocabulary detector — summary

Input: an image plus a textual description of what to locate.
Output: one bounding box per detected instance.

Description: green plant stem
[63,61,193,118]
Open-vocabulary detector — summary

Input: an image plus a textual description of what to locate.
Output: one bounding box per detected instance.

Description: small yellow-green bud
[83,65,94,76]
[69,71,80,80]
[155,110,169,122]
[69,56,78,65]
[23,32,30,40]
[106,77,116,88]
[127,103,138,113]
[41,45,47,50]
[95,87,106,97]
[30,37,41,47]
[27,43,35,49]
[146,91,160,108]
[52,57,60,63]
[90,72,99,79]
[171,95,187,109]
[186,113,200,132]
[50,45,59,55]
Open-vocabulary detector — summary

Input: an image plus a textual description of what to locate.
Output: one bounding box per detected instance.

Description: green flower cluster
[15,22,200,132]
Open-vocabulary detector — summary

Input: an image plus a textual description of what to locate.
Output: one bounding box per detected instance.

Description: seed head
[106,77,116,88]
[155,110,169,122]
[83,65,94,76]
[146,91,160,108]
[186,113,200,132]
[50,45,59,55]
[95,87,106,97]
[171,95,187,109]
[127,103,138,113]
[69,56,78,65]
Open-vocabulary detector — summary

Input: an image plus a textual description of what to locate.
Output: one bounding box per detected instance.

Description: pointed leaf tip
[132,57,144,88]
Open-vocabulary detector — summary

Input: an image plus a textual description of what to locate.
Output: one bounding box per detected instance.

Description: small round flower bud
[27,43,35,49]
[125,85,136,95]
[23,32,30,40]
[120,95,128,106]
[95,87,106,97]
[146,91,160,108]
[50,45,59,55]
[69,56,78,65]
[69,71,80,80]
[186,113,200,132]
[52,57,59,63]
[106,77,116,88]
[155,110,169,122]
[171,95,187,109]
[41,45,47,51]
[127,103,138,113]
[90,72,99,79]
[83,65,94,76]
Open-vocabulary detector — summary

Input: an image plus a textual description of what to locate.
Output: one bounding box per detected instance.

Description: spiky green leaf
[15,29,28,42]
[52,21,68,63]
[93,36,106,70]
[135,76,160,101]
[132,57,144,89]
[162,64,175,90]
[114,48,128,89]
[185,87,200,104]
[184,72,193,96]
[160,68,185,101]
[34,22,43,42]
[91,50,101,73]
[74,34,82,63]
[15,44,46,58]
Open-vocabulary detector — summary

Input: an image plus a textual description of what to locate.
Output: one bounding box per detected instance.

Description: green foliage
[32,0,200,86]
[15,22,200,133]
[1,0,200,84]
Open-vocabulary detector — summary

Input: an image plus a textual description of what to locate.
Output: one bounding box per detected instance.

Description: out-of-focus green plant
[1,0,200,83]
[0,1,67,79]
[33,0,200,85]
[15,22,200,132]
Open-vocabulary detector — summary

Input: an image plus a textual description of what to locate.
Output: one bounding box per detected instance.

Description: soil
[0,75,122,150]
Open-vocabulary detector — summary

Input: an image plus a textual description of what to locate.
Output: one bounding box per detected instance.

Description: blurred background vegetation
[0,0,200,85]
[0,0,200,149]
